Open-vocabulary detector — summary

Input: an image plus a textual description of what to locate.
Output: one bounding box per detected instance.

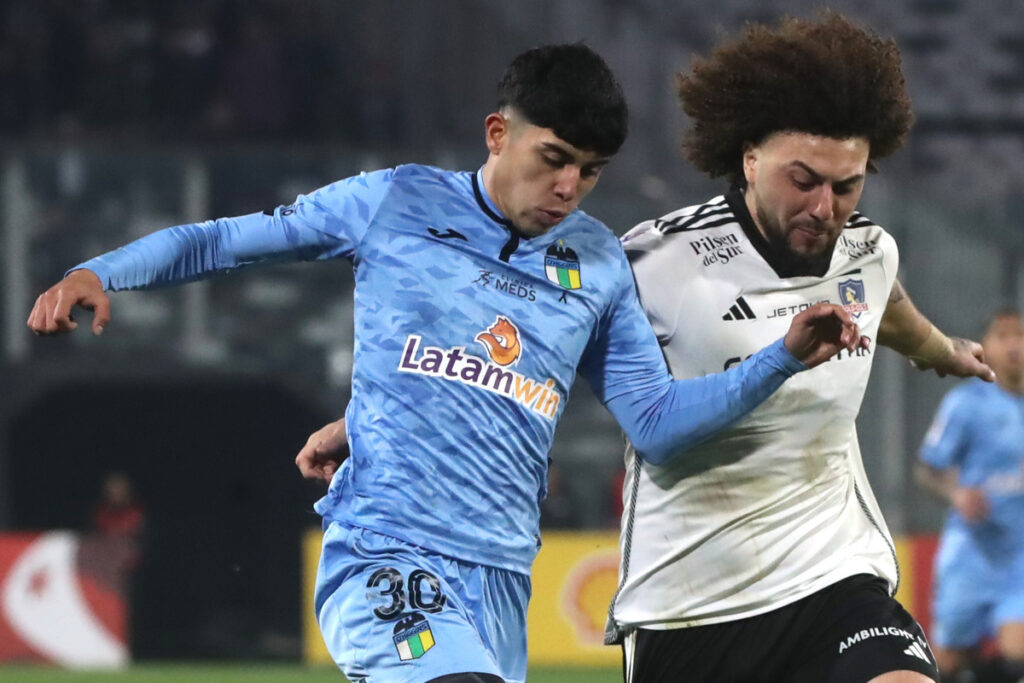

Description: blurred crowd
[0,0,401,144]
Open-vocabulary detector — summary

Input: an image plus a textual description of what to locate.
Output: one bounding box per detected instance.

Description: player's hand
[952,487,988,523]
[27,269,110,336]
[783,303,867,369]
[295,417,349,484]
[911,337,995,382]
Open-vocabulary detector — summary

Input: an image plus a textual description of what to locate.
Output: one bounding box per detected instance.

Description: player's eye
[581,165,605,179]
[833,181,860,196]
[541,155,564,168]
[792,177,815,191]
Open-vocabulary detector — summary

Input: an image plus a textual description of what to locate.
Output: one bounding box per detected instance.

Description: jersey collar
[473,169,512,226]
[473,168,534,262]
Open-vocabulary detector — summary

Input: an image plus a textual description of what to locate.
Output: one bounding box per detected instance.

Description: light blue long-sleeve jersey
[77,164,805,573]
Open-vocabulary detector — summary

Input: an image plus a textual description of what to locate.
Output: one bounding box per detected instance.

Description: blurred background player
[918,308,1024,683]
[90,471,146,570]
[28,43,861,683]
[607,13,994,683]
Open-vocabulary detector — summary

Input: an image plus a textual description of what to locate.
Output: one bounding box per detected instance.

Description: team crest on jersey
[476,316,522,367]
[545,241,582,289]
[838,278,868,317]
[398,316,562,420]
[393,612,435,661]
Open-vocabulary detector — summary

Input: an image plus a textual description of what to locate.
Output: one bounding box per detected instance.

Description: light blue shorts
[931,535,1024,649]
[314,522,530,683]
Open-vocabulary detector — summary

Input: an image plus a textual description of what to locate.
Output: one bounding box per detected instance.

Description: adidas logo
[722,296,756,321]
[904,641,930,663]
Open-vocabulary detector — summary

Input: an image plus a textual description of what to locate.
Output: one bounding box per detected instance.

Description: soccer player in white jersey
[917,309,1024,683]
[607,14,995,683]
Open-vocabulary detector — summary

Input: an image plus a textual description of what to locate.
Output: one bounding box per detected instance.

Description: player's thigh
[461,563,529,683]
[316,523,504,683]
[864,672,934,683]
[994,561,1024,660]
[997,622,1024,661]
[928,643,969,675]
[931,567,992,651]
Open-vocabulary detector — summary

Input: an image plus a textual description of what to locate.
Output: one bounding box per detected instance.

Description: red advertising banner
[0,532,129,668]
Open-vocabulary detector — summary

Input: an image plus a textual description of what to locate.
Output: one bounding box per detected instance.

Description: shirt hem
[321,513,535,577]
[618,562,891,630]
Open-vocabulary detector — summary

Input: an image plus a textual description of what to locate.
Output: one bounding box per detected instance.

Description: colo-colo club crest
[838,278,868,318]
[545,241,581,290]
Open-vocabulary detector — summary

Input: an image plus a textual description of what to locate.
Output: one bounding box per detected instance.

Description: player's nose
[809,184,835,222]
[553,166,581,203]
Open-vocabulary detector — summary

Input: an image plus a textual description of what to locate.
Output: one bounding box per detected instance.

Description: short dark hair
[498,43,628,157]
[982,307,1022,336]
[677,12,915,184]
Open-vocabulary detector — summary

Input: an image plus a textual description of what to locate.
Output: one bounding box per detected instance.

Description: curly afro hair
[677,11,914,184]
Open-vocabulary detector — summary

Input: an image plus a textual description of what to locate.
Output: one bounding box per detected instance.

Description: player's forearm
[914,463,956,503]
[607,338,805,465]
[72,212,336,292]
[877,279,953,361]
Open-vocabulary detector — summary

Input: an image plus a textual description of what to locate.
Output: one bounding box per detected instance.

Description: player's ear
[484,112,510,156]
[742,141,759,186]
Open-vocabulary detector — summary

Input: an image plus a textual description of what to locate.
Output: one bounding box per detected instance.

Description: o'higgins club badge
[545,241,581,290]
[393,612,435,661]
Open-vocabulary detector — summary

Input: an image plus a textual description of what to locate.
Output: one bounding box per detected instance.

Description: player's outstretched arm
[915,463,988,522]
[27,268,110,336]
[878,279,995,381]
[27,169,394,340]
[601,303,862,466]
[295,417,349,484]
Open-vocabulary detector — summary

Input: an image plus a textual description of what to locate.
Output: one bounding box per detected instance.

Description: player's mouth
[538,208,567,226]
[789,223,831,248]
[792,223,827,239]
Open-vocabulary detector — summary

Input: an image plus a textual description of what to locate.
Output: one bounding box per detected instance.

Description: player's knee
[864,671,935,683]
[425,674,505,683]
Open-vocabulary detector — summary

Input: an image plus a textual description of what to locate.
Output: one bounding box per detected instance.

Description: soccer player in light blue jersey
[918,309,1024,683]
[29,45,864,683]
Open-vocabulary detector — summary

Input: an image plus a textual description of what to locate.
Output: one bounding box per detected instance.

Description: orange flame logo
[475,316,522,367]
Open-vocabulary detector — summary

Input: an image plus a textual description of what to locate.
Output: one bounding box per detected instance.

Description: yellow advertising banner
[302,528,332,665]
[527,531,621,666]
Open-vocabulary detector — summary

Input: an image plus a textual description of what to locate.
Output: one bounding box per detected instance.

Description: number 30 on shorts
[365,567,447,620]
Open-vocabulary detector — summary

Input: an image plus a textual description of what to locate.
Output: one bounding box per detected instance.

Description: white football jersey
[609,189,900,634]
